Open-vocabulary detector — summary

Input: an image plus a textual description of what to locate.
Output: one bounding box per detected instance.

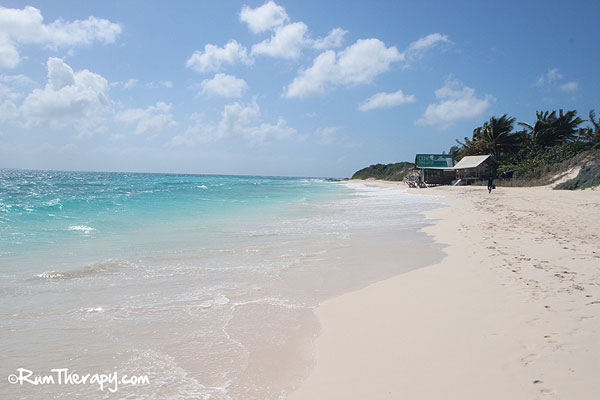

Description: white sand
[290,184,600,399]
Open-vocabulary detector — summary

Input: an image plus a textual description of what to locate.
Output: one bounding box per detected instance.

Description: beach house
[453,155,498,184]
[414,154,456,185]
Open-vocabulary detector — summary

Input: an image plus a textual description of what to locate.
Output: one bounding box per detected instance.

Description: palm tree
[518,110,554,147]
[553,109,584,143]
[519,110,584,147]
[582,109,600,148]
[471,114,519,157]
[448,145,463,159]
[455,135,484,158]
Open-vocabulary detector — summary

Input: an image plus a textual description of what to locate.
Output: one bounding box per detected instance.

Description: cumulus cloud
[172,99,295,146]
[358,89,415,111]
[20,57,110,132]
[251,22,309,60]
[284,33,449,99]
[0,5,121,69]
[115,102,177,135]
[239,1,289,33]
[417,79,494,130]
[284,38,403,98]
[241,2,347,59]
[313,28,348,50]
[186,40,252,73]
[199,73,247,98]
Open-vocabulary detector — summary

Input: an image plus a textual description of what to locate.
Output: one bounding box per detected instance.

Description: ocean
[0,170,444,399]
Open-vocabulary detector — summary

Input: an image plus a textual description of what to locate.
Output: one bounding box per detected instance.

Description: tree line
[447,109,600,178]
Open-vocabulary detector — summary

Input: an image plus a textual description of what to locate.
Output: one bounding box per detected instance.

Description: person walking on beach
[487,175,494,194]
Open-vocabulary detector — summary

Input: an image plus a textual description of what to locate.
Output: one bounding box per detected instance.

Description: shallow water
[0,170,444,399]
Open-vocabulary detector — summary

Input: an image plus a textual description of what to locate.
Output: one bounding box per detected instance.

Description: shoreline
[0,177,446,400]
[290,182,600,399]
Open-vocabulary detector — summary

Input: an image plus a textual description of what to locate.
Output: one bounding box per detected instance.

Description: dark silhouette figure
[487,175,494,194]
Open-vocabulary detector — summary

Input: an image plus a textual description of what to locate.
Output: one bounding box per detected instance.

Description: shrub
[554,164,600,190]
[351,162,413,181]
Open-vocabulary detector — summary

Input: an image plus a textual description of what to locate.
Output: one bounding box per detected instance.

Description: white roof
[453,155,494,169]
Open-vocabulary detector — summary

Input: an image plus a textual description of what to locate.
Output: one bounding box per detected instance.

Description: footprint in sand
[521,353,537,365]
[533,380,555,395]
[543,334,558,344]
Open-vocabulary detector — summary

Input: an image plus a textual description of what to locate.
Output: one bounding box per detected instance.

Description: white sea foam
[199,295,231,309]
[34,270,66,279]
[44,198,62,207]
[80,307,104,313]
[33,259,129,280]
[68,225,96,233]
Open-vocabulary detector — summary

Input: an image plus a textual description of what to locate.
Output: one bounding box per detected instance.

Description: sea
[0,169,444,399]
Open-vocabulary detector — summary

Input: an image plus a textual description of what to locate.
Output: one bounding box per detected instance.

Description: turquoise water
[0,170,338,274]
[0,170,443,400]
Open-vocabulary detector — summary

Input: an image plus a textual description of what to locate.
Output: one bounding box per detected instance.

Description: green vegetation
[351,108,600,189]
[555,164,600,190]
[450,108,600,188]
[351,162,413,181]
[494,149,600,187]
[498,142,593,180]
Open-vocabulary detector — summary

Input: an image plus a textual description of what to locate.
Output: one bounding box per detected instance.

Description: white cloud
[111,79,174,89]
[0,74,36,100]
[243,118,295,144]
[560,81,578,92]
[21,58,110,133]
[358,89,415,111]
[199,73,248,98]
[314,126,340,144]
[158,81,173,88]
[536,68,563,86]
[0,74,35,87]
[535,68,580,95]
[284,33,448,99]
[219,100,261,136]
[405,33,449,57]
[239,1,289,33]
[115,102,177,135]
[0,100,18,123]
[0,5,121,69]
[284,38,403,98]
[172,99,295,146]
[186,40,252,73]
[313,28,348,50]
[251,22,309,60]
[417,79,494,129]
[113,78,138,89]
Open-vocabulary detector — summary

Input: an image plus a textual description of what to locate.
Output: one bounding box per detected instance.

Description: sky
[0,0,598,178]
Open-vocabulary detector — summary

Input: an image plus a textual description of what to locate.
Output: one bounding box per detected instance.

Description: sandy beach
[291,183,600,399]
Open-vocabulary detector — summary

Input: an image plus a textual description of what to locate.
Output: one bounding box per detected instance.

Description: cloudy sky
[0,0,597,177]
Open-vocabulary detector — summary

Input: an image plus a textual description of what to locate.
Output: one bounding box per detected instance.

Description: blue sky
[0,0,597,177]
